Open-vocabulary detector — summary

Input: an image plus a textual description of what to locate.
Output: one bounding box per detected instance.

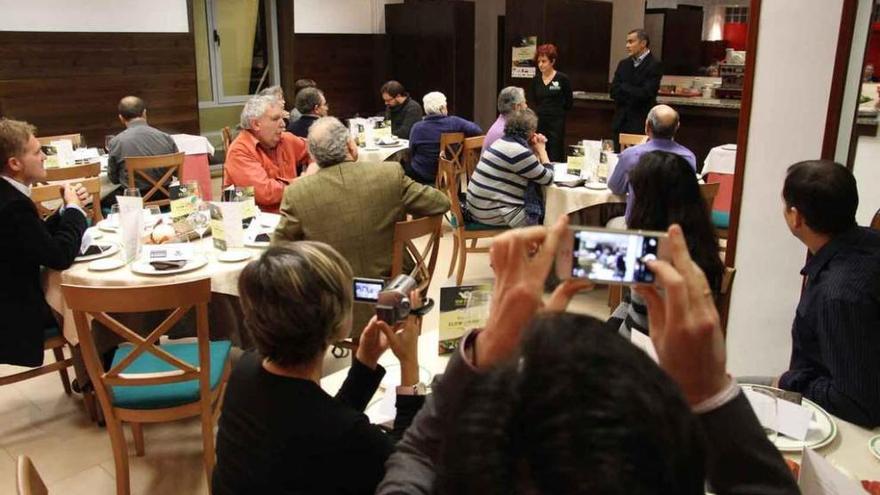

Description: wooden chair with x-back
[62,279,233,495]
[125,152,185,208]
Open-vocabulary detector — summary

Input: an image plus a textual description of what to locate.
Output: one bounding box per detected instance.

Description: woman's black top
[212,351,424,494]
[529,70,574,162]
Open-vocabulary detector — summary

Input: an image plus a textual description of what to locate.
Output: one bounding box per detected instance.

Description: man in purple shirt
[406,91,482,184]
[608,104,696,222]
[485,86,528,150]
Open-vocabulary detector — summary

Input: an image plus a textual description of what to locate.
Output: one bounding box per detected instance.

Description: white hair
[240,95,281,130]
[422,91,447,115]
[497,86,526,115]
[308,117,351,167]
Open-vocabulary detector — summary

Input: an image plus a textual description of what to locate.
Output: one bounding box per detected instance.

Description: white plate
[217,250,251,263]
[88,258,126,272]
[130,256,208,276]
[244,240,270,249]
[75,243,119,262]
[869,435,880,461]
[97,219,118,232]
[86,228,103,240]
[363,146,379,151]
[377,142,401,148]
[741,384,838,452]
[584,182,608,190]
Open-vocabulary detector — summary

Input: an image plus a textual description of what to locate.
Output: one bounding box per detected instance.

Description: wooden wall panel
[386,1,475,121]
[505,0,612,92]
[0,31,198,146]
[292,34,390,121]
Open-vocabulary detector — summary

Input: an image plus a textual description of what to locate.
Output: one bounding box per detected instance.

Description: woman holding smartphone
[529,43,573,163]
[608,150,725,337]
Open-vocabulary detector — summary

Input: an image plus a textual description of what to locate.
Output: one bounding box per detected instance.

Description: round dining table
[357,139,409,163]
[542,183,625,226]
[44,213,280,346]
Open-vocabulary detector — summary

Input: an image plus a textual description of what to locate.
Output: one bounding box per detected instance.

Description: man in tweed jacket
[273,117,449,338]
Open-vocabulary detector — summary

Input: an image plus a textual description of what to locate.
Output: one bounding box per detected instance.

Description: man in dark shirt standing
[610,29,663,151]
[107,96,179,196]
[776,160,880,428]
[381,80,423,140]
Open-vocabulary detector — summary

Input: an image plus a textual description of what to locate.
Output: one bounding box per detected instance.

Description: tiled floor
[0,227,611,495]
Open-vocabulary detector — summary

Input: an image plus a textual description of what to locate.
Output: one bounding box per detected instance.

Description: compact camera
[353,274,431,324]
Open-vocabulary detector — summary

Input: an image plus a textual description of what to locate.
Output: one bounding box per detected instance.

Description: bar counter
[565,92,741,169]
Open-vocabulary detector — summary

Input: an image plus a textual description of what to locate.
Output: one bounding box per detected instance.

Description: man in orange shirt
[224,95,310,212]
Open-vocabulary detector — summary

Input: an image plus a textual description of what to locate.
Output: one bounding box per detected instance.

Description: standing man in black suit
[611,29,663,151]
[0,119,88,367]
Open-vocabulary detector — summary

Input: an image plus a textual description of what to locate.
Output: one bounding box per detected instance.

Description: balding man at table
[607,104,696,224]
[224,95,310,212]
[273,117,449,337]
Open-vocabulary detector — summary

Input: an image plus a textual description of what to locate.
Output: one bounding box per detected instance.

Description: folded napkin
[149,260,187,271]
[79,229,94,254]
[80,244,107,257]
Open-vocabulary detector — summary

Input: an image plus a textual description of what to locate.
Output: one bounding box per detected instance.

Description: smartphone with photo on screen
[555,226,668,285]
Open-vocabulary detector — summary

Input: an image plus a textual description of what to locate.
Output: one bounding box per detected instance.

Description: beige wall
[603,0,647,82]
[726,0,844,375]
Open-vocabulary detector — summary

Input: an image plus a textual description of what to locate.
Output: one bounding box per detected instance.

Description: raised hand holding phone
[633,224,729,406]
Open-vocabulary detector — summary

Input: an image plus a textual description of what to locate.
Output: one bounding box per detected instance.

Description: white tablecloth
[543,184,625,226]
[44,214,280,345]
[703,144,737,176]
[357,140,409,163]
[171,134,215,156]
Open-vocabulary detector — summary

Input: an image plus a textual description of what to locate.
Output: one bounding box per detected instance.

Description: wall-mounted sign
[512,35,538,79]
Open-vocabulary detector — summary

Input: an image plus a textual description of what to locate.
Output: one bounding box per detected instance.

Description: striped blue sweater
[466,136,553,227]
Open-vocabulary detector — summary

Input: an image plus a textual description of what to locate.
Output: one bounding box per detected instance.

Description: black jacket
[610,52,663,135]
[286,114,319,138]
[385,97,424,140]
[0,178,86,366]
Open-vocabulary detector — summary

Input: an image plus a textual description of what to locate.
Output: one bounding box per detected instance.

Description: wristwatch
[396,382,428,396]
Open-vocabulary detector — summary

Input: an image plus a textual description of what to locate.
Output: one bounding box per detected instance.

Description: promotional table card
[566,144,586,176]
[117,195,144,262]
[798,448,865,495]
[169,182,198,221]
[439,284,492,354]
[50,139,75,167]
[209,201,244,250]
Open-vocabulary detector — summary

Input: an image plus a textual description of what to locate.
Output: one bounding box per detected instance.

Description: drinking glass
[183,180,201,200]
[123,188,141,198]
[109,204,120,227]
[187,202,211,255]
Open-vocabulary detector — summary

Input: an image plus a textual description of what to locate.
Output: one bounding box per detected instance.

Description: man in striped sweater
[466,108,554,228]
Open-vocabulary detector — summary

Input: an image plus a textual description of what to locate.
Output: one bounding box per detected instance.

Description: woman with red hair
[529,43,573,162]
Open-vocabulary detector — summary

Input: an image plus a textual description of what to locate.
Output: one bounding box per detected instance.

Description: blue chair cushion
[110,341,232,410]
[712,210,730,229]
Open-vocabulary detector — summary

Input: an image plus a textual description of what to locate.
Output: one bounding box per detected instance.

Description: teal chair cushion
[110,341,232,410]
[712,210,730,229]
[44,326,61,340]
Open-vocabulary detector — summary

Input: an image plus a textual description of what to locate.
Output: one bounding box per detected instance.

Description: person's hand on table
[379,289,422,386]
[474,215,568,370]
[61,183,84,208]
[633,224,729,406]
